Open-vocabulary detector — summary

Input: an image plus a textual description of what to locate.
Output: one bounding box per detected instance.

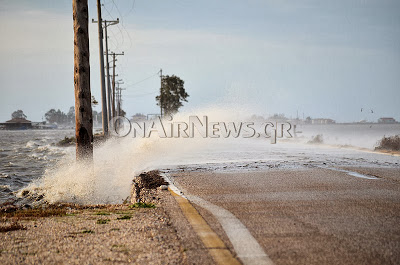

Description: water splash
[17,105,400,204]
[20,106,255,204]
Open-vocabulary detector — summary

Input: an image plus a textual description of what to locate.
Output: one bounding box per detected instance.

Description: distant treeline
[45,107,102,125]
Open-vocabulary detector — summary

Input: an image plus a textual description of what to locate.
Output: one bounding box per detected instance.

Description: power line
[102,5,124,49]
[124,72,159,88]
[111,0,134,49]
[126,0,136,16]
[124,91,158,98]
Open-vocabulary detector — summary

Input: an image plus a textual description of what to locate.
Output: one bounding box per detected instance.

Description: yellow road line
[169,188,241,265]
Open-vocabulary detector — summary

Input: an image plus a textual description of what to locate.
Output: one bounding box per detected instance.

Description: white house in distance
[378,117,397,124]
[311,118,336,124]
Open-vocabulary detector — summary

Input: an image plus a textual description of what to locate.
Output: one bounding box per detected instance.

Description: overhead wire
[125,72,159,87]
[99,0,160,104]
[111,0,134,50]
[125,91,158,98]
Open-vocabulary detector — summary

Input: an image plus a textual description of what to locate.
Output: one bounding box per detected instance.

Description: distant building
[131,113,147,121]
[0,118,32,130]
[378,117,397,124]
[311,118,336,125]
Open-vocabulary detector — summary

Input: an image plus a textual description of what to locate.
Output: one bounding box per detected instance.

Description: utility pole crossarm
[107,52,124,57]
[92,18,119,28]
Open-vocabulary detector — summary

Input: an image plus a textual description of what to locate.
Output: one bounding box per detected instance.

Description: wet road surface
[171,167,400,264]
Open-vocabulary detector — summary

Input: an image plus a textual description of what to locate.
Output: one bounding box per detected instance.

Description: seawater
[0,121,399,204]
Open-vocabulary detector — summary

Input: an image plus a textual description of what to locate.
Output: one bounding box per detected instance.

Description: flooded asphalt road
[170,165,400,265]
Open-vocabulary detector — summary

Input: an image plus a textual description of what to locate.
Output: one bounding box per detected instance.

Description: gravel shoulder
[0,187,214,264]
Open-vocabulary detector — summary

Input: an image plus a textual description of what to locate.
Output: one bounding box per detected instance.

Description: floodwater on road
[0,123,399,204]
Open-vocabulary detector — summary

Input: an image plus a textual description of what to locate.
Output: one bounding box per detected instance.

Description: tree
[93,110,102,125]
[156,75,189,116]
[45,109,67,124]
[11,110,27,120]
[269,113,288,121]
[67,106,75,124]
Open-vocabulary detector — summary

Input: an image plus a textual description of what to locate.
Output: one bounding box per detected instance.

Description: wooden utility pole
[73,0,93,160]
[159,68,163,117]
[115,81,124,116]
[112,53,116,117]
[102,19,119,120]
[95,0,108,136]
[104,21,112,123]
[110,52,124,117]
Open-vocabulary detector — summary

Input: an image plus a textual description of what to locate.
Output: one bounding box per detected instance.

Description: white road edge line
[317,166,380,179]
[162,173,274,265]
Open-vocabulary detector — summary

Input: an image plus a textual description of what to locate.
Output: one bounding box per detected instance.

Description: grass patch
[57,136,75,147]
[96,219,110,224]
[375,135,400,151]
[116,215,131,220]
[66,213,77,216]
[129,202,156,209]
[0,222,26,233]
[112,244,125,248]
[115,211,132,215]
[95,211,110,216]
[82,229,94,234]
[0,207,67,218]
[111,244,129,254]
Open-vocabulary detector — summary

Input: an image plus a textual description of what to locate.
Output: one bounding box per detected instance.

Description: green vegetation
[96,219,110,224]
[112,244,125,248]
[0,207,67,218]
[129,202,156,209]
[376,135,400,151]
[82,229,94,234]
[65,213,77,216]
[115,211,132,215]
[45,108,71,124]
[116,215,132,220]
[11,110,27,120]
[111,244,129,254]
[156,75,189,115]
[57,136,75,146]
[95,211,110,215]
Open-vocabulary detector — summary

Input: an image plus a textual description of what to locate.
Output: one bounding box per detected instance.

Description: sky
[0,0,399,123]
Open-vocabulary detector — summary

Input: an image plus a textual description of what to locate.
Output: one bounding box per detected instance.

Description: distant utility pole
[73,0,93,160]
[159,68,163,117]
[102,19,119,121]
[94,0,108,136]
[115,80,124,116]
[110,52,124,117]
